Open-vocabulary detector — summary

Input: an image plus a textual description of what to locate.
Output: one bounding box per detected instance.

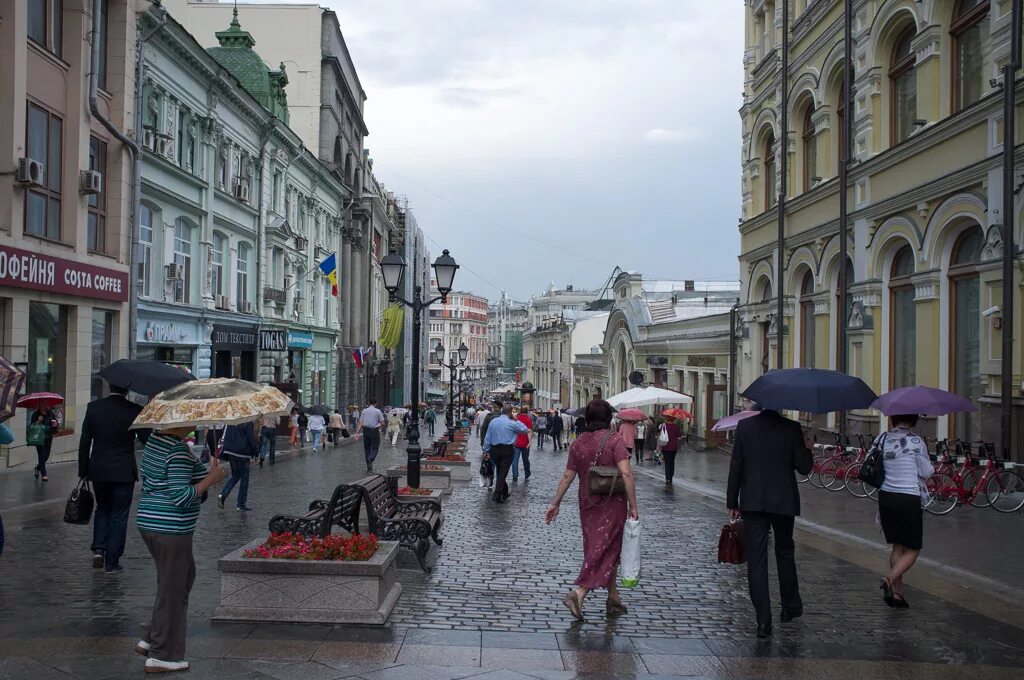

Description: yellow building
[737,0,1022,449]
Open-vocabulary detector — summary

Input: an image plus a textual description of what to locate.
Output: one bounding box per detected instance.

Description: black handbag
[859,434,887,489]
[64,480,95,525]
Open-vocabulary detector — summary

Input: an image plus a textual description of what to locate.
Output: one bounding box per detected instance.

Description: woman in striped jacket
[135,426,225,673]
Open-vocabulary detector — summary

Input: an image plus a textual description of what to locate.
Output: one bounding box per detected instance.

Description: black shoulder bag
[859,434,887,490]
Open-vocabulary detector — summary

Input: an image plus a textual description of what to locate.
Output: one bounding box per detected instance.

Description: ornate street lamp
[438,342,467,439]
[382,249,459,488]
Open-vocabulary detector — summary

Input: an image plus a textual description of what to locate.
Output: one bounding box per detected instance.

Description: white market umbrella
[606,385,694,409]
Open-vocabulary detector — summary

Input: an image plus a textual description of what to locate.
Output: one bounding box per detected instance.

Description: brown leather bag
[587,431,627,497]
[717,520,745,564]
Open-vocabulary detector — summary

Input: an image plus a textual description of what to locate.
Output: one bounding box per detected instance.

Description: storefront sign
[0,244,128,302]
[212,324,257,349]
[138,319,201,345]
[646,356,668,366]
[686,355,717,368]
[259,329,287,351]
[287,331,314,349]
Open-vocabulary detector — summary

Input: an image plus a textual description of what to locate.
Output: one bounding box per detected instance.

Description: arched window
[760,278,773,302]
[764,133,777,210]
[950,226,984,440]
[236,243,251,308]
[835,258,854,367]
[173,219,193,304]
[802,105,817,192]
[952,0,989,112]
[800,271,815,368]
[890,27,917,145]
[139,205,154,298]
[211,232,226,297]
[889,245,916,388]
[835,82,846,174]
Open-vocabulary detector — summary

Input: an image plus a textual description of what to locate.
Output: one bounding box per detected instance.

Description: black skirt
[878,490,923,550]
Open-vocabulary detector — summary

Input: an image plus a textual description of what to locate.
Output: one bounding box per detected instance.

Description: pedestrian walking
[425,407,436,437]
[560,409,573,444]
[633,420,647,465]
[617,417,637,463]
[482,405,528,503]
[136,427,225,673]
[545,399,639,621]
[644,417,660,463]
[308,411,326,452]
[512,408,533,481]
[474,407,488,436]
[0,422,12,557]
[726,408,813,638]
[348,405,360,431]
[535,410,548,449]
[386,410,403,446]
[288,408,300,447]
[550,409,564,450]
[356,399,385,472]
[479,401,501,446]
[29,404,61,481]
[329,409,345,447]
[217,423,258,511]
[258,413,278,466]
[876,414,934,609]
[659,417,681,483]
[77,385,148,573]
[297,410,308,445]
[574,412,587,438]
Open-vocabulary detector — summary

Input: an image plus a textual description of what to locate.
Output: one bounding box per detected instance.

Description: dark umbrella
[97,359,195,396]
[740,368,877,414]
[309,404,330,417]
[871,386,976,416]
[0,355,26,422]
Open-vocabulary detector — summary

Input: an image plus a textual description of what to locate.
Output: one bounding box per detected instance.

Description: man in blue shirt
[482,405,528,504]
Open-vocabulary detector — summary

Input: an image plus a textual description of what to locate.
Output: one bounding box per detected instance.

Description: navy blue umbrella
[740,368,877,414]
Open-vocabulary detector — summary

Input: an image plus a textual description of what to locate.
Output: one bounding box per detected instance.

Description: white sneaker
[145,658,190,673]
[134,640,151,656]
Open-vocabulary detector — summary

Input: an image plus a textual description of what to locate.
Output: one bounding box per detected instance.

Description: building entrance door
[706,383,728,447]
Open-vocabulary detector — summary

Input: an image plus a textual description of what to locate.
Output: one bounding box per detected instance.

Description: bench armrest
[395,498,442,514]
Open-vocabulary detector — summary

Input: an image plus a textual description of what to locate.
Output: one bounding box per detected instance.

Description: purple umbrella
[712,410,759,432]
[871,386,976,416]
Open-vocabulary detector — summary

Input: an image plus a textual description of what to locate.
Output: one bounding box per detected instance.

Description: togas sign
[259,329,287,351]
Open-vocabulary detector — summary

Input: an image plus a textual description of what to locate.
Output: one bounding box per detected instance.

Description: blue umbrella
[740,368,877,414]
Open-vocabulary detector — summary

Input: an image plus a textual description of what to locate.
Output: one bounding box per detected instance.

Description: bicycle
[843,434,875,499]
[926,443,1024,514]
[818,435,860,491]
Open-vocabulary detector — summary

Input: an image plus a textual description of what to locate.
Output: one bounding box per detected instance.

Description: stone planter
[212,539,402,625]
[424,458,471,480]
[386,465,452,494]
[397,488,444,501]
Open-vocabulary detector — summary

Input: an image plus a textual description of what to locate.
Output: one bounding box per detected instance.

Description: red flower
[243,532,380,561]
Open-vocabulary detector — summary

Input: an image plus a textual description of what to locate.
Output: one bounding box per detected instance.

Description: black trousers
[662,450,677,481]
[490,445,514,501]
[742,512,802,625]
[92,481,134,569]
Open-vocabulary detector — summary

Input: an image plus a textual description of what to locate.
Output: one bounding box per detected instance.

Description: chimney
[685,280,695,292]
[566,284,574,292]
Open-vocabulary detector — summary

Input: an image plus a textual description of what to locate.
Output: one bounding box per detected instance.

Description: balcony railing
[264,286,286,305]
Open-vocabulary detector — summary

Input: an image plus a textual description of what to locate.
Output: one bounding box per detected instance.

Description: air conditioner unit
[16,158,44,187]
[233,182,250,202]
[80,169,102,195]
[215,294,231,311]
[142,128,156,151]
[165,262,184,281]
[156,136,170,157]
[241,300,254,314]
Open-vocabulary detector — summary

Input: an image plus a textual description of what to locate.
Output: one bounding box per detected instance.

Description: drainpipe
[254,120,276,380]
[89,0,166,359]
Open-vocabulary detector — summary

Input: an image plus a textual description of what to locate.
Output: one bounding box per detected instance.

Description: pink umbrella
[17,392,64,410]
[712,410,758,432]
[617,408,646,422]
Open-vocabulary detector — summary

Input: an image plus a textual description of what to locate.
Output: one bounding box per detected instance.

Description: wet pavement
[0,431,1022,678]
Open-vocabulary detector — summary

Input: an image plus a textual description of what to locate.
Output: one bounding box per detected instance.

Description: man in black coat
[78,385,148,573]
[726,409,813,638]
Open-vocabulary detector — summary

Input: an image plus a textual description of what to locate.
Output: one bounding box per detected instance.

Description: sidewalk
[644,447,1024,600]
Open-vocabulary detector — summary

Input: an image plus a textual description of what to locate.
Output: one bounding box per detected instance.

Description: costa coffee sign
[0,244,128,302]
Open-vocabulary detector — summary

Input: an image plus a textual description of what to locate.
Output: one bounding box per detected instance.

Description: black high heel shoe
[880,578,895,607]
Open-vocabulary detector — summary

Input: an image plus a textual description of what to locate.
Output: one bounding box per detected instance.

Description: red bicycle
[926,443,1024,514]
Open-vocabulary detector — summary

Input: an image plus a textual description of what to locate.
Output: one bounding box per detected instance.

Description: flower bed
[243,532,379,561]
[425,455,466,462]
[396,486,433,496]
[395,464,445,471]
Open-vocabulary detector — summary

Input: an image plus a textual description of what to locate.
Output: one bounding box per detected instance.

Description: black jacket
[726,410,813,516]
[479,412,498,445]
[549,413,563,434]
[221,423,258,459]
[77,395,148,482]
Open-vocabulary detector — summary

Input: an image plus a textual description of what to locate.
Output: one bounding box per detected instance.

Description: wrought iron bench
[267,482,363,538]
[351,474,443,571]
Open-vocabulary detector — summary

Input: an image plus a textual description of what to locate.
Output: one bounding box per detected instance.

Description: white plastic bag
[657,425,669,447]
[619,518,641,588]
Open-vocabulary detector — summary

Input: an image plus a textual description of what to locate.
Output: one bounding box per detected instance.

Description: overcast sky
[285,1,743,300]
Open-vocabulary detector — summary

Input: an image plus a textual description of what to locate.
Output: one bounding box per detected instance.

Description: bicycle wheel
[985,469,1024,513]
[819,459,844,491]
[844,463,868,498]
[867,485,879,501]
[963,469,991,508]
[808,458,826,488]
[924,472,958,515]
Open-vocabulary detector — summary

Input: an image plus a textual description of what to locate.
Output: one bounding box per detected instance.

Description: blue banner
[287,331,314,349]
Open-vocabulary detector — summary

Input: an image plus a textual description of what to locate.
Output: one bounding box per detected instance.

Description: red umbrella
[17,392,64,410]
[617,408,646,422]
[0,355,26,422]
[662,408,692,421]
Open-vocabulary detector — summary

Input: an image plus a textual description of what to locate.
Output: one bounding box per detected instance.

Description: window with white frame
[139,204,154,298]
[236,243,251,308]
[322,280,331,324]
[211,232,226,297]
[173,219,192,303]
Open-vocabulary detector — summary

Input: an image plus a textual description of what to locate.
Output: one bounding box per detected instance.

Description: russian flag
[352,346,371,368]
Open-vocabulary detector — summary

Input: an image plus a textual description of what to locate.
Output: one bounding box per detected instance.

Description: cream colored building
[738,0,1022,448]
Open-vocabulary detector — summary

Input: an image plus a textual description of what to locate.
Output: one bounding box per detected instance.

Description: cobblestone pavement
[0,431,1022,679]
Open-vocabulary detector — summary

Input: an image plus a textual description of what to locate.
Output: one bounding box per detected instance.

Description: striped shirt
[137,433,208,535]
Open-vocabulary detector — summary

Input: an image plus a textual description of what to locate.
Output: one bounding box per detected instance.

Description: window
[800,271,815,368]
[836,82,846,173]
[96,0,108,89]
[322,280,331,323]
[87,136,107,253]
[890,27,917,145]
[236,243,250,308]
[177,109,194,171]
[28,0,63,58]
[802,105,817,192]
[25,102,62,240]
[28,302,67,396]
[889,246,916,388]
[272,248,283,287]
[836,258,854,368]
[764,132,777,210]
[952,0,989,112]
[90,309,114,401]
[173,219,192,304]
[211,232,226,297]
[950,226,983,440]
[272,171,282,212]
[138,205,154,297]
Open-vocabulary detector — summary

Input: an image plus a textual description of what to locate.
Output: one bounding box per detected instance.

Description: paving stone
[312,641,401,664]
[480,648,565,671]
[396,644,482,667]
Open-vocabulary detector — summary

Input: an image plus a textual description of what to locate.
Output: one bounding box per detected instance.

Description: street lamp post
[435,341,468,440]
[380,249,460,488]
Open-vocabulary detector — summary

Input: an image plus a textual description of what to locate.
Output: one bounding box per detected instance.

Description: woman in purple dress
[546,400,639,620]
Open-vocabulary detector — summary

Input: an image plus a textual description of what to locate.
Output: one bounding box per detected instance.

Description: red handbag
[717,520,745,564]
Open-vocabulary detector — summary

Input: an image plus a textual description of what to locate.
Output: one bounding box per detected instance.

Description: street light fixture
[378,249,460,488]
[439,343,467,439]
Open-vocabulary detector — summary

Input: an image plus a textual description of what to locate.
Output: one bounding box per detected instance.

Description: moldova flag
[318,253,338,296]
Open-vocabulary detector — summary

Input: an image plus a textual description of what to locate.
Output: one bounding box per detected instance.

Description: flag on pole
[318,253,338,296]
[351,346,372,368]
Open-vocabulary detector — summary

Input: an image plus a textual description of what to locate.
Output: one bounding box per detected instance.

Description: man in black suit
[726,408,813,638]
[78,385,148,573]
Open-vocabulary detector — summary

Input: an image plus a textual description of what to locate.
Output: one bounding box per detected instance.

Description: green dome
[206,8,289,124]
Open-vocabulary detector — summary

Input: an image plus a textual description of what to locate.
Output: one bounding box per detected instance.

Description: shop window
[28,302,67,396]
[236,243,251,307]
[889,246,916,388]
[211,232,226,298]
[25,102,62,241]
[952,0,989,112]
[890,26,917,146]
[139,205,154,297]
[28,0,63,58]
[173,218,192,304]
[137,346,193,373]
[950,226,983,441]
[90,310,114,401]
[88,136,107,253]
